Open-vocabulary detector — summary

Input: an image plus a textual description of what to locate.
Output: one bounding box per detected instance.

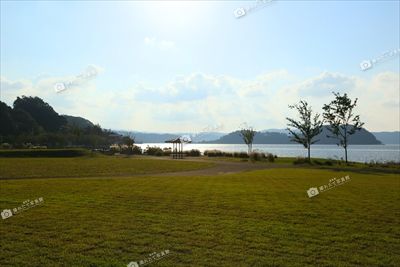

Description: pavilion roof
[165,137,192,143]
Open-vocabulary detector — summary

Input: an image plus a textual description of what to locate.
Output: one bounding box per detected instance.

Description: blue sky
[1,0,399,132]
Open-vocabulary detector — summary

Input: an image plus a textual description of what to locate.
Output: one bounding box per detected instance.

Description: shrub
[249,152,265,161]
[310,159,334,166]
[154,150,164,156]
[204,150,253,158]
[109,146,120,155]
[266,153,275,162]
[185,149,201,157]
[99,149,114,156]
[120,147,131,155]
[132,145,143,155]
[313,160,323,165]
[293,157,310,165]
[365,160,400,168]
[0,143,12,149]
[234,152,249,158]
[162,147,172,156]
[145,146,164,156]
[119,145,142,155]
[204,150,224,157]
[32,145,48,149]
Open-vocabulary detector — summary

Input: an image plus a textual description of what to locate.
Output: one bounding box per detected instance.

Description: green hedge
[204,150,249,158]
[185,149,201,157]
[0,149,90,158]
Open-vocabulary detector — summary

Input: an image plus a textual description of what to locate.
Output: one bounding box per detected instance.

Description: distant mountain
[207,131,291,144]
[191,132,226,142]
[116,131,178,143]
[372,132,400,144]
[116,131,226,143]
[319,127,381,145]
[115,126,382,145]
[63,115,94,129]
[205,126,381,145]
[262,128,289,134]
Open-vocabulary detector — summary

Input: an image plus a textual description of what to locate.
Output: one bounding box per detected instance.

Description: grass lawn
[0,157,214,179]
[0,158,399,266]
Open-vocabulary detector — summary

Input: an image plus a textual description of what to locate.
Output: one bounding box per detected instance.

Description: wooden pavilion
[165,137,191,159]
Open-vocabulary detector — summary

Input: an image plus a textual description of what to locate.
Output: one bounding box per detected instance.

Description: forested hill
[371,132,400,145]
[206,127,381,145]
[63,115,94,129]
[0,96,121,148]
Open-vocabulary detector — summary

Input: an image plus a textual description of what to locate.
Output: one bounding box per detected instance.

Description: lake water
[137,143,400,163]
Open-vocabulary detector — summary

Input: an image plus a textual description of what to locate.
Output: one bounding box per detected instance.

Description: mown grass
[0,157,214,179]
[0,149,90,157]
[202,156,321,164]
[205,156,400,171]
[0,160,399,266]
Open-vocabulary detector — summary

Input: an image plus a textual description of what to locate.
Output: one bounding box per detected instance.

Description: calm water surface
[137,144,400,163]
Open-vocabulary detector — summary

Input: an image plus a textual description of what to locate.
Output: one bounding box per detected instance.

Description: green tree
[322,92,364,163]
[0,101,16,138]
[239,126,256,154]
[2,96,125,148]
[12,109,41,135]
[122,135,135,154]
[13,96,67,132]
[286,100,323,162]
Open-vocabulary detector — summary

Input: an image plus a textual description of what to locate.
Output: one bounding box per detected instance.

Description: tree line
[1,93,365,162]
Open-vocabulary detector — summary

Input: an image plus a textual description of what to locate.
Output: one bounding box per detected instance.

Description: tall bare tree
[286,100,323,162]
[239,126,256,154]
[322,92,364,163]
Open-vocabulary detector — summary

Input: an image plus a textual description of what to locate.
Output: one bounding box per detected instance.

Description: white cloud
[354,72,400,131]
[238,70,292,97]
[1,70,399,132]
[295,71,356,97]
[0,76,34,104]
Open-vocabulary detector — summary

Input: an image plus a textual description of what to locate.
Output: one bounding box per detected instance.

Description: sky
[1,0,399,133]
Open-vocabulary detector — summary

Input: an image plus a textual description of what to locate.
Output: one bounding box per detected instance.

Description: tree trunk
[308,146,311,162]
[344,125,348,163]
